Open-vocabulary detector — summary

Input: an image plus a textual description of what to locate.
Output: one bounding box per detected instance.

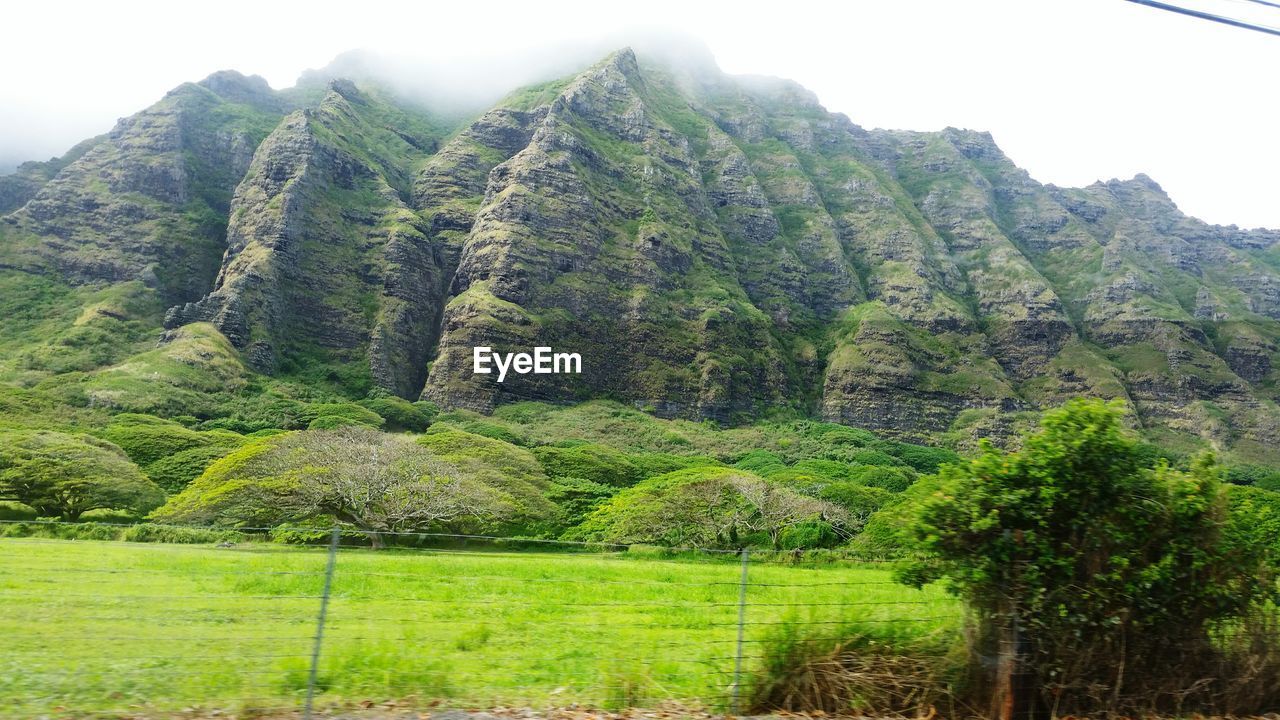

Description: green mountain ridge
[4,47,1280,461]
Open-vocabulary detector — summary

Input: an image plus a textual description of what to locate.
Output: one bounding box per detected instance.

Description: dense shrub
[813,482,893,531]
[902,399,1280,715]
[544,476,617,531]
[841,449,906,467]
[98,414,214,467]
[1225,463,1280,490]
[534,444,645,487]
[1226,484,1280,558]
[308,414,370,430]
[734,450,786,474]
[0,501,36,521]
[777,521,841,550]
[0,521,123,541]
[791,459,858,482]
[848,477,942,556]
[359,396,433,432]
[120,523,242,544]
[296,403,384,429]
[145,444,242,493]
[886,443,959,473]
[848,465,916,492]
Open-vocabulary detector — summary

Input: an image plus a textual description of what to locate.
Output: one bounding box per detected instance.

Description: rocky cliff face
[6,48,1280,460]
[1,71,286,303]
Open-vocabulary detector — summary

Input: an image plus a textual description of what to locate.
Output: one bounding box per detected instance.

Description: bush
[777,520,840,549]
[545,476,617,531]
[1225,463,1280,490]
[849,465,916,492]
[98,414,214,467]
[145,445,243,493]
[297,403,384,429]
[903,399,1280,715]
[814,482,893,531]
[308,414,369,430]
[734,450,786,474]
[121,523,243,544]
[887,443,960,473]
[359,396,433,432]
[0,501,36,521]
[534,444,645,487]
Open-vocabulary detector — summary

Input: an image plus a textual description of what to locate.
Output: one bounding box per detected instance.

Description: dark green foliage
[1225,463,1280,490]
[903,399,1280,714]
[834,449,905,467]
[359,396,433,432]
[545,476,618,531]
[790,459,858,482]
[144,445,243,493]
[814,483,893,528]
[777,521,840,550]
[886,443,960,473]
[734,450,787,474]
[848,477,941,556]
[0,502,36,521]
[849,465,917,493]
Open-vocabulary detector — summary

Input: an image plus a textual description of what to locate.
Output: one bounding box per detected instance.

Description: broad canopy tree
[0,430,164,520]
[154,426,513,546]
[574,466,850,549]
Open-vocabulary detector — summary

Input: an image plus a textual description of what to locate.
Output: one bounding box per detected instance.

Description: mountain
[4,47,1280,461]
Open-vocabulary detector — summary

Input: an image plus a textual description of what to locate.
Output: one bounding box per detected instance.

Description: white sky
[2,0,1277,228]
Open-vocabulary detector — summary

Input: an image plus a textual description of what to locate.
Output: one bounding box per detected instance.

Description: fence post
[730,548,750,715]
[304,526,340,719]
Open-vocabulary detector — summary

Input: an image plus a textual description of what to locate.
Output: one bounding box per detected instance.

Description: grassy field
[0,537,962,717]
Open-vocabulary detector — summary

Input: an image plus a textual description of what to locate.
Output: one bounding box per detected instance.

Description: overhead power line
[1124,0,1280,36]
[1235,0,1280,11]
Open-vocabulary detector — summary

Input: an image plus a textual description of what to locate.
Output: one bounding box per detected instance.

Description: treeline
[4,398,1280,560]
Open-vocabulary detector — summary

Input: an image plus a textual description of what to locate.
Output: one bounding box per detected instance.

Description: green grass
[0,537,961,716]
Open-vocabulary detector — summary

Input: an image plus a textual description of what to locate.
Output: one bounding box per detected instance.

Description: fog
[2,0,1277,228]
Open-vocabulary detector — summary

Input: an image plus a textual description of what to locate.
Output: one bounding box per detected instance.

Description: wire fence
[0,521,963,719]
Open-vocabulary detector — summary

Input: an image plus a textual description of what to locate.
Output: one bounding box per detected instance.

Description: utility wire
[1234,0,1280,11]
[1123,0,1280,36]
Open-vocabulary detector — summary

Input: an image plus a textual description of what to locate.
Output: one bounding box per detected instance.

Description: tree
[730,475,850,547]
[902,399,1277,715]
[0,430,164,520]
[275,428,507,546]
[153,427,513,546]
[573,467,848,549]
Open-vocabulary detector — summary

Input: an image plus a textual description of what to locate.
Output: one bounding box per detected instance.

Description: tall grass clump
[749,620,968,716]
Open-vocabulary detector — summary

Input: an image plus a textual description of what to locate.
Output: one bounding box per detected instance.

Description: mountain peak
[197,70,278,106]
